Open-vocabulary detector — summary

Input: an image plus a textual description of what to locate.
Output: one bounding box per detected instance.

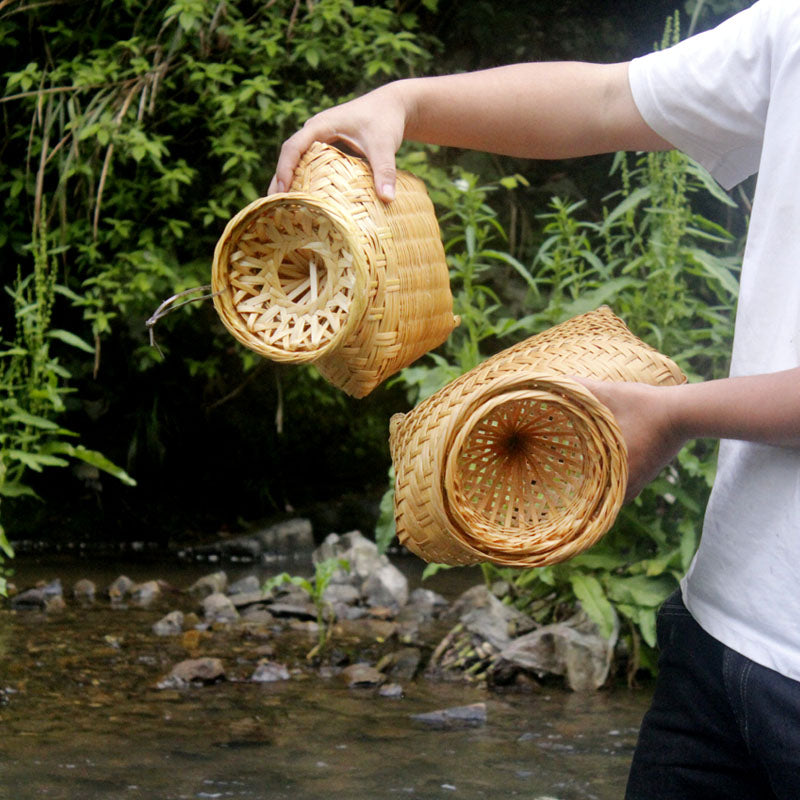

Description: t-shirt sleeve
[628,0,776,190]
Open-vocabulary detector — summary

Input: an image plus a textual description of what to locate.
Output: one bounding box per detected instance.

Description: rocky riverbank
[5,524,619,695]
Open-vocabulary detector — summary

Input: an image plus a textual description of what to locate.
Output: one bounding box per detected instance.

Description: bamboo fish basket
[211,142,459,398]
[389,306,686,567]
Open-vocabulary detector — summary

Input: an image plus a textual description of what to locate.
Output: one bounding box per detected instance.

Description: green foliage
[263,556,350,659]
[0,0,437,541]
[0,215,134,591]
[1,0,437,353]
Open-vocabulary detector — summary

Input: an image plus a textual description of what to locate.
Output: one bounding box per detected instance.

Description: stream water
[0,554,653,800]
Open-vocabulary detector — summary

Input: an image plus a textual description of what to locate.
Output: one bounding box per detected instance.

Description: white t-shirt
[629,0,800,681]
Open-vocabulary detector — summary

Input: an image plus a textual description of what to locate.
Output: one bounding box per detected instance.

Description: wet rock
[256,518,314,556]
[453,586,535,651]
[407,588,448,616]
[10,587,46,611]
[240,606,275,626]
[313,530,409,610]
[341,662,384,688]
[334,617,398,644]
[269,581,312,605]
[322,583,360,606]
[336,605,367,621]
[189,571,228,598]
[377,647,422,682]
[313,530,380,580]
[289,620,319,635]
[323,583,362,622]
[228,575,260,595]
[108,575,134,601]
[225,716,275,746]
[229,590,270,610]
[130,580,161,607]
[183,518,314,562]
[363,562,408,609]
[497,611,619,692]
[158,657,226,688]
[266,601,316,621]
[251,661,290,682]
[73,579,96,602]
[379,682,404,699]
[181,629,204,651]
[395,593,445,643]
[40,579,63,599]
[153,610,184,636]
[45,594,66,613]
[184,611,201,629]
[411,702,487,729]
[202,592,239,624]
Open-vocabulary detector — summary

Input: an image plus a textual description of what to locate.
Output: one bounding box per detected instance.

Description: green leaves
[44,443,137,486]
[375,482,396,555]
[569,573,617,638]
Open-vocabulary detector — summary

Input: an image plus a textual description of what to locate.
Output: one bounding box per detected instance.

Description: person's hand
[268,83,408,203]
[574,377,687,502]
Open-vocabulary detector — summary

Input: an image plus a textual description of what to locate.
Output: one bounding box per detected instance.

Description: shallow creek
[0,554,652,800]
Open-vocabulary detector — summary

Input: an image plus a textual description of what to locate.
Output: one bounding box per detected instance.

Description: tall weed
[0,215,135,592]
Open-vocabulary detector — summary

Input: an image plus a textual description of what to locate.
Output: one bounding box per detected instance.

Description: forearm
[578,367,800,501]
[270,61,671,199]
[666,368,800,448]
[396,62,671,159]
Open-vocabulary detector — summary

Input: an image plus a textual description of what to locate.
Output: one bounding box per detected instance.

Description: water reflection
[0,556,651,799]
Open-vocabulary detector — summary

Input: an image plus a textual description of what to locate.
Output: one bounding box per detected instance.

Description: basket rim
[444,388,605,549]
[211,192,371,363]
[436,373,628,563]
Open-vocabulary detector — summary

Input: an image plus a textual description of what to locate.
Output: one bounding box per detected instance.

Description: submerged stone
[202,592,239,624]
[107,575,133,601]
[341,662,384,688]
[189,571,228,598]
[73,579,96,601]
[130,580,161,607]
[153,610,184,636]
[251,661,290,682]
[159,657,226,688]
[411,702,487,729]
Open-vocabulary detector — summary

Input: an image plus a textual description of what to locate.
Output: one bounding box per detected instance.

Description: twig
[0,79,139,105]
[92,80,141,239]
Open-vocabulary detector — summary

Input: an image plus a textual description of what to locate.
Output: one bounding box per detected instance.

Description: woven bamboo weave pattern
[211,142,459,398]
[389,306,686,567]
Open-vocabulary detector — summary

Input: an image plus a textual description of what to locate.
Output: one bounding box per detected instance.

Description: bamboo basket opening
[392,308,683,567]
[450,395,589,530]
[224,201,359,355]
[442,384,616,562]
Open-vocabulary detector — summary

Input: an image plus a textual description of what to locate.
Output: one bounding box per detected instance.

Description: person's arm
[269,62,672,201]
[577,369,800,501]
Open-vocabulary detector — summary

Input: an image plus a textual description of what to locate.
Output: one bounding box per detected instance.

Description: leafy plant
[262,556,350,659]
[0,213,135,592]
[0,0,438,538]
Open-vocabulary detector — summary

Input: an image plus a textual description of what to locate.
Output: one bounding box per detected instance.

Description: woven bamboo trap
[389,306,687,568]
[211,142,459,398]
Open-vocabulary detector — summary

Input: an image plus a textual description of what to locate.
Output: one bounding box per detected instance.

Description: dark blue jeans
[626,590,800,799]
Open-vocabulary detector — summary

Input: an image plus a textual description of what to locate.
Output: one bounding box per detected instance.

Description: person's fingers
[363,147,397,202]
[269,128,318,195]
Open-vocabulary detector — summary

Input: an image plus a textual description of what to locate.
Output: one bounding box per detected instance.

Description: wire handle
[145,284,222,356]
